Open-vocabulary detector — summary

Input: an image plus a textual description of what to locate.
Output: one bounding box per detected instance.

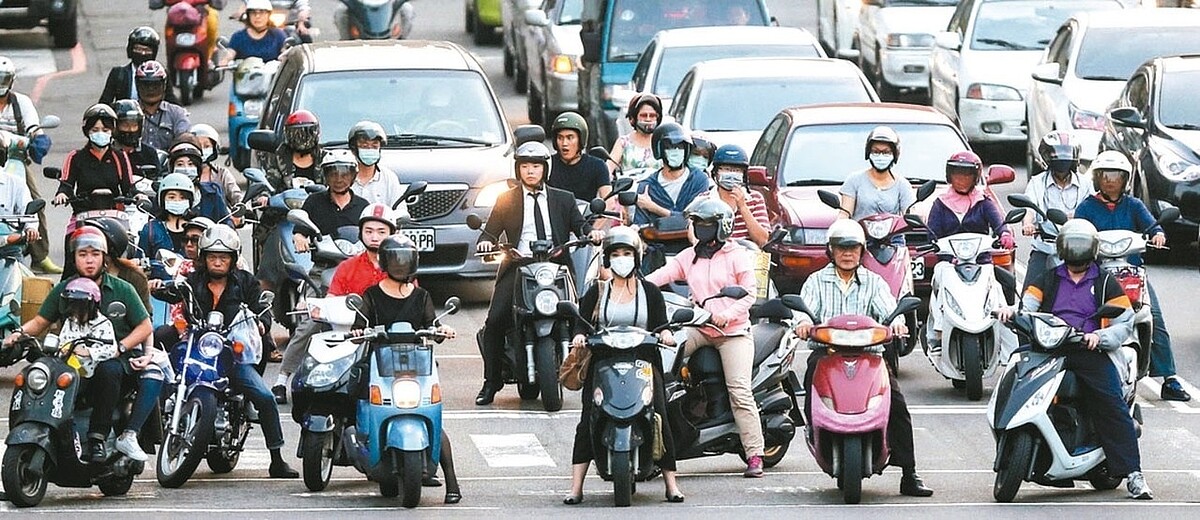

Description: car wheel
[465,3,475,33]
[504,46,514,77]
[49,12,78,49]
[527,83,543,126]
[515,64,528,94]
[873,47,898,101]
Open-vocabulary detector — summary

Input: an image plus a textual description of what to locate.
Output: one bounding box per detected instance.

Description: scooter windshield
[374,344,432,377]
[228,308,264,365]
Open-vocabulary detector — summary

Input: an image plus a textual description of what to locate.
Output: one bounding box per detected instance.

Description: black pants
[571,363,677,471]
[804,348,916,469]
[82,358,129,438]
[480,268,516,388]
[1063,349,1141,476]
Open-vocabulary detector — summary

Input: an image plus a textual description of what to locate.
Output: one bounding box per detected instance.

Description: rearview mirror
[397,181,428,209]
[242,168,267,184]
[883,295,922,325]
[670,308,695,324]
[466,213,484,230]
[617,191,637,206]
[985,164,1016,185]
[345,294,363,312]
[1107,106,1145,129]
[556,300,581,319]
[914,179,937,202]
[934,31,961,51]
[513,124,546,147]
[766,227,788,247]
[580,29,601,64]
[817,190,841,210]
[1030,62,1063,85]
[106,301,127,320]
[286,209,320,236]
[524,8,549,26]
[611,176,634,194]
[1004,208,1027,224]
[780,295,814,321]
[38,115,60,129]
[719,286,750,300]
[1045,208,1068,226]
[903,213,926,230]
[24,199,45,215]
[259,291,275,308]
[247,129,279,152]
[444,296,461,315]
[1006,193,1037,210]
[589,197,606,215]
[1155,206,1181,227]
[42,166,61,180]
[589,146,612,162]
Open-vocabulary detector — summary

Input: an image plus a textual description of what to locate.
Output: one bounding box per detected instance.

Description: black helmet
[650,122,691,162]
[691,134,716,162]
[550,111,589,148]
[625,93,663,124]
[1038,130,1080,175]
[82,103,118,137]
[82,216,132,259]
[601,226,642,268]
[378,235,419,282]
[112,99,144,147]
[1056,219,1099,266]
[126,26,160,64]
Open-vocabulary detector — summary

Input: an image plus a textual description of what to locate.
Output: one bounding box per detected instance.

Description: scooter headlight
[305,356,356,388]
[534,289,559,315]
[26,366,49,393]
[393,379,421,409]
[1098,237,1133,258]
[1032,320,1069,349]
[593,387,604,406]
[175,33,196,47]
[864,219,892,240]
[243,99,265,118]
[949,236,982,261]
[534,267,556,287]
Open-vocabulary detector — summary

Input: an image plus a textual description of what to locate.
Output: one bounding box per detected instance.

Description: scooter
[241,167,321,331]
[0,200,46,334]
[1,303,146,508]
[341,296,460,508]
[783,294,922,504]
[988,305,1144,502]
[226,57,280,170]
[290,294,361,492]
[286,208,362,297]
[340,0,415,40]
[161,0,223,106]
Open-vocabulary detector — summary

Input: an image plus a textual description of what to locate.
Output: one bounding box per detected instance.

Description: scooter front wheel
[962,333,985,401]
[610,449,633,507]
[98,474,135,497]
[536,337,563,412]
[993,431,1033,502]
[2,444,50,507]
[838,435,864,504]
[400,450,423,508]
[302,431,335,492]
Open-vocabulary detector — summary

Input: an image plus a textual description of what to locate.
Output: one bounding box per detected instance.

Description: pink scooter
[783,294,920,504]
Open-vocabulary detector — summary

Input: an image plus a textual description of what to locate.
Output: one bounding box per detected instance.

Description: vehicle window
[671,73,694,121]
[969,0,1119,51]
[889,0,958,5]
[652,44,822,96]
[751,115,785,166]
[946,0,976,35]
[780,123,966,186]
[295,70,507,146]
[558,0,582,24]
[1075,27,1200,81]
[265,61,298,130]
[691,76,874,132]
[1155,69,1200,129]
[606,0,767,62]
[1124,72,1149,110]
[631,43,654,90]
[758,116,789,180]
[1043,23,1072,75]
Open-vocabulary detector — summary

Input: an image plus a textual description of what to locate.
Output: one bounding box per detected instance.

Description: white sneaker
[1127,471,1153,500]
[116,431,148,462]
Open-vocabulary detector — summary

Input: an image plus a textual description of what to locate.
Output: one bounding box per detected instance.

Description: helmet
[945,150,983,185]
[691,134,717,161]
[158,172,197,207]
[0,56,16,97]
[320,148,358,178]
[359,203,398,232]
[245,0,273,11]
[71,226,109,255]
[550,112,589,148]
[684,198,734,242]
[864,126,900,161]
[377,235,419,282]
[601,226,642,268]
[284,110,320,151]
[126,26,160,63]
[134,60,168,83]
[1089,150,1133,192]
[650,122,692,162]
[827,219,866,250]
[625,93,663,123]
[1038,131,1080,175]
[348,120,388,150]
[168,142,204,172]
[112,99,144,147]
[198,223,242,261]
[63,277,102,307]
[184,216,216,234]
[190,123,221,162]
[712,144,750,169]
[82,103,118,137]
[1056,219,1099,266]
[514,141,552,178]
[81,217,132,259]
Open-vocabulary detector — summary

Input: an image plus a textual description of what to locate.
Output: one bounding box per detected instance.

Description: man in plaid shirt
[792,219,933,497]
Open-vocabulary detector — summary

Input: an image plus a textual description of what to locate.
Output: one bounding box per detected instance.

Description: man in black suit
[100,27,160,107]
[475,142,604,405]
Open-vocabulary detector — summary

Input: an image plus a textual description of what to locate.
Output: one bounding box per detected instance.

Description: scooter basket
[21,274,53,326]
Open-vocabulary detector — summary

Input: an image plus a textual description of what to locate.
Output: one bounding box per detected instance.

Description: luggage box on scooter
[22,274,53,325]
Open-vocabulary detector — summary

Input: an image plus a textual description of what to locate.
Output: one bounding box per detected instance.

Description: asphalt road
[1,0,1199,516]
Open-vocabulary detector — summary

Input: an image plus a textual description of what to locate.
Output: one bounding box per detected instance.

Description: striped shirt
[701,189,770,242]
[797,264,903,327]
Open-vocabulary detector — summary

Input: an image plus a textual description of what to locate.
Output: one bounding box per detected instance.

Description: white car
[856,0,957,100]
[1026,8,1200,169]
[817,0,866,59]
[928,0,1124,146]
[667,57,879,152]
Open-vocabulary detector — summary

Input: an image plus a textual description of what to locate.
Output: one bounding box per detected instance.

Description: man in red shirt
[273,203,397,402]
[703,144,770,246]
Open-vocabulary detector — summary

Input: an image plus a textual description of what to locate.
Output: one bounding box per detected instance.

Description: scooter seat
[752,322,788,367]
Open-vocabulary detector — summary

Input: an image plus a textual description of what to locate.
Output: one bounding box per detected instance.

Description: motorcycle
[241,167,321,331]
[988,305,1143,502]
[783,294,922,504]
[340,296,460,508]
[1,302,146,508]
[158,0,224,106]
[47,185,152,253]
[340,0,415,40]
[153,280,274,488]
[226,57,280,170]
[0,200,46,334]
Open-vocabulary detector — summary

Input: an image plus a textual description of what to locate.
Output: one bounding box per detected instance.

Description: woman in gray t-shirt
[839,126,916,219]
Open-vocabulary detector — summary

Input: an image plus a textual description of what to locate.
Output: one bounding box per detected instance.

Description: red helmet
[945,150,983,184]
[284,110,320,151]
[134,60,168,83]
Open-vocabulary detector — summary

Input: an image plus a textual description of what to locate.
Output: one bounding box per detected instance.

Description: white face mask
[664,149,687,169]
[200,147,214,161]
[164,200,190,216]
[717,172,743,191]
[89,131,112,148]
[610,256,636,278]
[868,153,894,171]
[357,148,381,166]
[688,156,709,172]
[175,165,198,179]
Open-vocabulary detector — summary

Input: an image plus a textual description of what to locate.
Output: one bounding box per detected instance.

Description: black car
[0,0,76,48]
[1101,54,1200,244]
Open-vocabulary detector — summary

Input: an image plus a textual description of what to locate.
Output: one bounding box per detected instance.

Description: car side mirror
[934,31,961,51]
[466,213,484,230]
[42,166,61,180]
[580,30,601,64]
[247,129,279,152]
[746,166,771,187]
[1108,106,1145,129]
[817,189,841,210]
[1030,62,1063,86]
[524,9,549,26]
[24,199,46,215]
[106,301,127,320]
[986,164,1016,185]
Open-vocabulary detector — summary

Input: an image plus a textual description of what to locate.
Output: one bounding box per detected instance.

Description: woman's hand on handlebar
[657,330,675,346]
[477,240,495,253]
[571,334,586,349]
[993,306,1016,323]
[891,322,908,337]
[52,193,69,206]
[293,233,311,253]
[1083,333,1100,350]
[437,325,457,340]
[587,230,606,245]
[1022,221,1036,237]
[999,232,1016,250]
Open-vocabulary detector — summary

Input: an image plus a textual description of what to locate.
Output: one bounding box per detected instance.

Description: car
[0,0,77,48]
[502,0,543,94]
[745,102,1015,295]
[1026,8,1200,172]
[855,0,958,101]
[251,40,514,281]
[667,57,878,152]
[619,26,825,137]
[523,0,585,129]
[1101,54,1200,245]
[466,0,503,44]
[576,0,773,148]
[816,0,865,59]
[928,0,1124,147]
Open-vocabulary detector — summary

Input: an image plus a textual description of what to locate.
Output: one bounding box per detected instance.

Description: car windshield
[606,0,766,62]
[780,122,966,186]
[692,76,873,131]
[558,0,583,24]
[1075,27,1200,81]
[971,0,1119,51]
[652,44,822,96]
[888,0,959,5]
[1157,69,1200,130]
[295,70,506,147]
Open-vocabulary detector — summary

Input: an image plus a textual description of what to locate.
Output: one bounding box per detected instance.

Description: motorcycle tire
[302,431,335,492]
[517,383,540,400]
[380,478,399,497]
[179,83,194,106]
[400,450,423,508]
[2,445,50,507]
[839,435,864,504]
[157,388,218,488]
[1088,464,1123,490]
[993,430,1033,502]
[535,337,563,412]
[962,334,985,401]
[98,474,135,497]
[206,446,240,474]
[611,449,633,507]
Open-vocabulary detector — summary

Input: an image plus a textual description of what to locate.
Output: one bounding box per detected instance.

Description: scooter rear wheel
[98,474,135,496]
[2,445,50,507]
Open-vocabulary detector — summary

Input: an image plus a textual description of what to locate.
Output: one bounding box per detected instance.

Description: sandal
[666,491,685,503]
[563,494,583,505]
[444,490,462,504]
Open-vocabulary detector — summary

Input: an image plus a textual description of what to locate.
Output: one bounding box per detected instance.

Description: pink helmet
[63,277,102,304]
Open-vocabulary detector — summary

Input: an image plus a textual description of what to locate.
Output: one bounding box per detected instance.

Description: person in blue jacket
[631,122,711,226]
[225,0,288,63]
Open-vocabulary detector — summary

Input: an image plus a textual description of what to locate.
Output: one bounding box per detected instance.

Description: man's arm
[121,319,153,353]
[868,277,903,327]
[644,254,684,287]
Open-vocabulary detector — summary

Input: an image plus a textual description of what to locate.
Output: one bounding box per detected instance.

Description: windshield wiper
[974,38,1037,51]
[1166,123,1200,131]
[1078,75,1124,81]
[388,134,495,146]
[785,179,839,187]
[608,52,641,62]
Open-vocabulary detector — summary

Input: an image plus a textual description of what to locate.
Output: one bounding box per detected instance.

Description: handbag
[559,281,606,390]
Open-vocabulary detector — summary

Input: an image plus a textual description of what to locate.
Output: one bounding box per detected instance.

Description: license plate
[401,228,436,252]
[910,258,926,280]
[176,33,196,47]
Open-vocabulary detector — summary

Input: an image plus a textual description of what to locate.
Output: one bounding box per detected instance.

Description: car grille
[419,244,468,268]
[408,184,467,221]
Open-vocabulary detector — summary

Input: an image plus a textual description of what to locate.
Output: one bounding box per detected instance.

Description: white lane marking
[5,49,57,77]
[471,433,556,468]
[2,506,499,513]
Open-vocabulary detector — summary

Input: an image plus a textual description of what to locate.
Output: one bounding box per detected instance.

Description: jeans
[127,377,163,434]
[1063,349,1141,476]
[1146,283,1177,378]
[681,328,764,457]
[231,363,286,450]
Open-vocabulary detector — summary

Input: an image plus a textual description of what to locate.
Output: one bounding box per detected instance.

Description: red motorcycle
[158,0,223,105]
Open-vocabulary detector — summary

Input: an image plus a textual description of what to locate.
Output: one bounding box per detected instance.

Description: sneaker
[33,258,63,274]
[1161,378,1192,402]
[1127,471,1153,500]
[85,437,107,464]
[272,384,288,405]
[743,455,764,478]
[116,431,149,461]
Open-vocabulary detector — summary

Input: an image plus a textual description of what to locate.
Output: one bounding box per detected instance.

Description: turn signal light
[369,385,382,405]
[174,317,188,334]
[430,383,441,404]
[13,373,23,388]
[56,372,74,389]
[349,25,360,39]
[552,55,575,74]
[780,255,822,272]
[232,341,245,356]
[228,102,237,117]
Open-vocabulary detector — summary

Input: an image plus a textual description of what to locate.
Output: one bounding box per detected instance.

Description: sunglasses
[184,236,201,244]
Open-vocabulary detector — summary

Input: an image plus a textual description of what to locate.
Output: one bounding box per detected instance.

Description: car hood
[379,144,512,188]
[1062,77,1124,114]
[876,6,955,36]
[1156,128,1200,163]
[549,25,582,55]
[961,50,1042,93]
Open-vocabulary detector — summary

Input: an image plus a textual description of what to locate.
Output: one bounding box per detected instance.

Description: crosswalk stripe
[471,433,556,468]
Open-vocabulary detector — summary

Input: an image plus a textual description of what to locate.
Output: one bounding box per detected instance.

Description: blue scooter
[226,57,279,171]
[341,296,460,508]
[0,200,45,335]
[242,167,319,332]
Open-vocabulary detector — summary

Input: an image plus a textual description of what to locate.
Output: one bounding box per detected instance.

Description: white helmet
[0,56,14,97]
[827,219,866,249]
[1089,150,1133,193]
[190,123,221,162]
[359,202,398,232]
[244,0,272,11]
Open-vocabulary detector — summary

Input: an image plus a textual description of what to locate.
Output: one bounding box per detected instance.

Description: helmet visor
[1058,235,1096,264]
[1048,159,1076,174]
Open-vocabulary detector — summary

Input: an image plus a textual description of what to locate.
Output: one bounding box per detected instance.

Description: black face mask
[693,223,718,244]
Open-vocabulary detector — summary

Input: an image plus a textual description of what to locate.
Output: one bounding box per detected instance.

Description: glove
[999,232,1015,250]
[30,134,51,165]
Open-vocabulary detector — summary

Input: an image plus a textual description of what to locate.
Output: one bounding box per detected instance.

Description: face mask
[610,256,636,278]
[717,172,743,191]
[664,149,687,169]
[200,147,214,161]
[357,148,381,166]
[164,200,190,216]
[175,166,198,179]
[116,131,141,148]
[688,156,710,172]
[693,223,718,244]
[636,121,656,134]
[868,153,894,171]
[89,131,112,148]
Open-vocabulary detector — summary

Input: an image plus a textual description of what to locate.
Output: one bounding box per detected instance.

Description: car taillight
[1070,104,1106,132]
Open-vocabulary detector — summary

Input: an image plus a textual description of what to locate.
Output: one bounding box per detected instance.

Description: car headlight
[1152,144,1200,183]
[305,356,356,388]
[534,267,556,287]
[196,333,225,359]
[1098,237,1132,258]
[1069,104,1105,132]
[393,379,422,409]
[886,33,934,48]
[949,236,982,260]
[551,54,577,74]
[534,289,559,315]
[965,83,1022,101]
[474,180,510,207]
[1032,319,1069,349]
[26,366,49,392]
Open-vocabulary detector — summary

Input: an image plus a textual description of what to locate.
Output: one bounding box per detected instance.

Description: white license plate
[175,33,196,47]
[401,228,436,252]
[910,258,926,280]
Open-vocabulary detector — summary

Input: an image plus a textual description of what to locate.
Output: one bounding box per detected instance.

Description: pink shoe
[743,455,764,478]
